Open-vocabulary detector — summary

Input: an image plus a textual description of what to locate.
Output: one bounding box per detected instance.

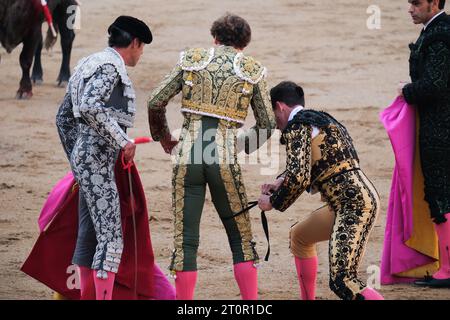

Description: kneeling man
[258,81,384,300]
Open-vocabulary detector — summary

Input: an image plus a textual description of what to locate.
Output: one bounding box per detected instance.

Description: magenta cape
[380,96,438,284]
[21,161,175,300]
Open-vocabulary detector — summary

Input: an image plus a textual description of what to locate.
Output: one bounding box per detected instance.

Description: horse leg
[57,14,75,87]
[17,27,40,99]
[31,31,44,85]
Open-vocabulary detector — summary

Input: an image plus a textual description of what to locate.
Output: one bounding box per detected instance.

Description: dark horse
[0,0,76,99]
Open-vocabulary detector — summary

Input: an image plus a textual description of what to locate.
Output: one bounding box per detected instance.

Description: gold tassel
[185,72,194,87]
[242,82,251,94]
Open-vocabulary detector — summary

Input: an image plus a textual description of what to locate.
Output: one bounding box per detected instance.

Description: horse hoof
[33,79,44,85]
[57,80,68,88]
[16,90,33,100]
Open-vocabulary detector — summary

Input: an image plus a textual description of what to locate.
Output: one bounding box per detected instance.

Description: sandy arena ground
[1,0,449,300]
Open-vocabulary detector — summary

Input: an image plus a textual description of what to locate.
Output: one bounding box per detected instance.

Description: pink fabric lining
[380,96,435,284]
[38,172,75,232]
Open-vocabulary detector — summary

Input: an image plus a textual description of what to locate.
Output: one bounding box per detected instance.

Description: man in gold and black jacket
[258,81,383,300]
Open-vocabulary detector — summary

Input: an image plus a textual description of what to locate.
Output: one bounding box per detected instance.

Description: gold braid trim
[181,99,248,124]
[216,123,256,262]
[171,118,202,271]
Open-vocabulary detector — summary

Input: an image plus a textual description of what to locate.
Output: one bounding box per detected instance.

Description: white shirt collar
[424,11,444,30]
[106,47,126,68]
[288,105,304,122]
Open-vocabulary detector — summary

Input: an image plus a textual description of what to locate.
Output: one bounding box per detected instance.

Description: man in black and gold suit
[400,0,450,287]
[147,14,276,300]
[258,82,384,300]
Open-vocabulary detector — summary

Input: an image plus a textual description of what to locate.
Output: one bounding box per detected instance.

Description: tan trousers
[290,205,335,258]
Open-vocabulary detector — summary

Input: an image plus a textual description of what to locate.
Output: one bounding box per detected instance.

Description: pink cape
[379,96,437,284]
[21,161,175,300]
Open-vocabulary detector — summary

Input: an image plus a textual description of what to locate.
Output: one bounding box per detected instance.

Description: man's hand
[398,81,409,96]
[261,177,284,195]
[160,134,178,154]
[123,142,136,163]
[258,194,273,212]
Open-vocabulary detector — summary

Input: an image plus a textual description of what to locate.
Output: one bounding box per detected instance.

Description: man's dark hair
[108,26,140,48]
[270,81,305,110]
[210,14,251,49]
[428,0,446,9]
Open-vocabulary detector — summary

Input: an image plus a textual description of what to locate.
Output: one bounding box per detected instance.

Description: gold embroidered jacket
[270,110,360,212]
[147,46,276,152]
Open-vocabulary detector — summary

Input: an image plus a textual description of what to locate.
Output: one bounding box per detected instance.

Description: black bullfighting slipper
[425,277,450,288]
[413,274,433,286]
[414,274,450,288]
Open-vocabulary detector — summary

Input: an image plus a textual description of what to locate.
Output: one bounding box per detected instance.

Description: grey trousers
[72,191,97,268]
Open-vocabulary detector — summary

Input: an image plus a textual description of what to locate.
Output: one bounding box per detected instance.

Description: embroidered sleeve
[238,78,276,154]
[270,125,312,212]
[56,92,78,160]
[276,170,287,180]
[147,64,184,141]
[79,63,131,149]
[403,40,450,105]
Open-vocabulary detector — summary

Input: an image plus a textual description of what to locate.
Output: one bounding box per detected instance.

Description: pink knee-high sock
[92,270,116,300]
[361,287,384,300]
[233,261,258,300]
[77,266,95,300]
[294,256,318,300]
[434,213,450,280]
[175,271,197,300]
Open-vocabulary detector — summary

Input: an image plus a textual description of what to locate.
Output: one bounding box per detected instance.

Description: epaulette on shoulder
[179,47,215,72]
[233,53,266,84]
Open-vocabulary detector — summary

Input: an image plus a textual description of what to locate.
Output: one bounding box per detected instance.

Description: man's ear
[273,101,280,112]
[131,38,140,48]
[276,101,286,112]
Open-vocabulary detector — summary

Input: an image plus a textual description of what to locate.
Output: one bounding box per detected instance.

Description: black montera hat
[108,16,152,44]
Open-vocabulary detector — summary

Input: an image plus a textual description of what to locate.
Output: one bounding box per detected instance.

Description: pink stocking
[294,256,318,300]
[233,261,258,300]
[175,271,197,300]
[78,266,95,300]
[92,270,116,300]
[434,213,450,279]
[361,287,384,300]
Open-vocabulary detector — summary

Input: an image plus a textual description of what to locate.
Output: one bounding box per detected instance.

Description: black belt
[222,201,271,262]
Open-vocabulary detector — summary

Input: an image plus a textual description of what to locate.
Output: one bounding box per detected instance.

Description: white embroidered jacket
[57,47,136,157]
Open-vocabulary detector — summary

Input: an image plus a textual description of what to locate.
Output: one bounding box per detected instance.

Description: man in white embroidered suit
[56,16,152,300]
